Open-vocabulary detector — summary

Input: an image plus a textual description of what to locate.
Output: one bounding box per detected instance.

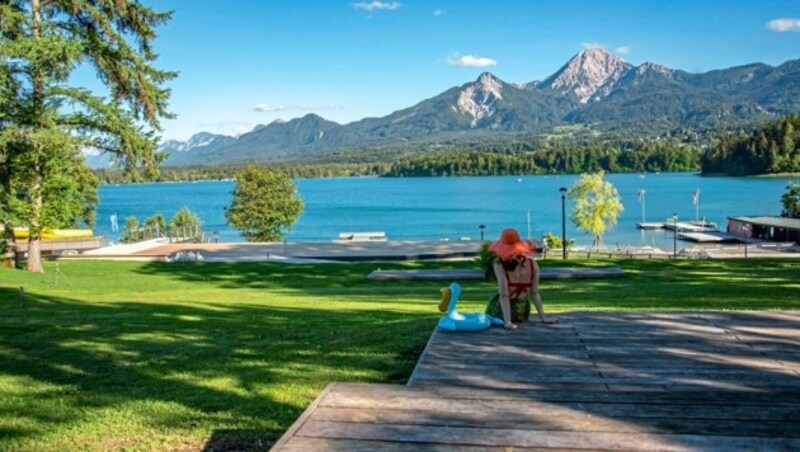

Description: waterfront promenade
[273,311,800,450]
[70,239,799,262]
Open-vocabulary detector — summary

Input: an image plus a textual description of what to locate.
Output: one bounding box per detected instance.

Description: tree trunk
[26,167,44,273]
[26,0,44,273]
[1,222,15,268]
[26,237,43,272]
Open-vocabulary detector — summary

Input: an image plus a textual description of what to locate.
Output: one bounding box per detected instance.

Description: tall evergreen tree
[0,0,174,272]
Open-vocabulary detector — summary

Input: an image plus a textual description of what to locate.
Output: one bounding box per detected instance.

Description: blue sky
[86,0,800,140]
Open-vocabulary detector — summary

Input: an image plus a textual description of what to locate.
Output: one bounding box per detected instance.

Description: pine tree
[0,1,174,272]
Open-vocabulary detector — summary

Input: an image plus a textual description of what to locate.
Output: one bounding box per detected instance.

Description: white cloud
[581,42,605,50]
[766,18,800,32]
[433,9,444,16]
[615,46,631,55]
[254,103,287,112]
[352,1,401,11]
[446,54,497,68]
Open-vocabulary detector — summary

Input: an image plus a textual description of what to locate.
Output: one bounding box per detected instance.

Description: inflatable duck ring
[437,282,503,332]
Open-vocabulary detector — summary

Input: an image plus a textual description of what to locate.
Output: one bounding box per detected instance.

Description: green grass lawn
[1,258,799,450]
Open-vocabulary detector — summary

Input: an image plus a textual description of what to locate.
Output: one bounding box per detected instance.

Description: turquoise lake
[95,173,795,249]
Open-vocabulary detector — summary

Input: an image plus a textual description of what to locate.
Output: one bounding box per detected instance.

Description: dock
[678,231,743,243]
[663,221,719,233]
[272,311,800,450]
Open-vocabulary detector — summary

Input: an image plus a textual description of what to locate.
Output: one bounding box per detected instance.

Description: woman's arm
[492,260,515,329]
[529,258,557,324]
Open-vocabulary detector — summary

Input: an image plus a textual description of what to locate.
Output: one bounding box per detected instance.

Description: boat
[662,220,719,233]
[636,222,665,230]
[337,231,387,242]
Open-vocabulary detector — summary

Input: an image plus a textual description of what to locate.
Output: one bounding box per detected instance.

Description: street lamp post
[479,224,485,241]
[559,187,568,260]
[672,213,678,258]
[741,224,750,258]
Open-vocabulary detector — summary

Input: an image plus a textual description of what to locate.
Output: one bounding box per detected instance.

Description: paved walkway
[273,311,800,450]
[73,240,482,262]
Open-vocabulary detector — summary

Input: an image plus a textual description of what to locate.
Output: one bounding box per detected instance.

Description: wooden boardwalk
[272,312,800,450]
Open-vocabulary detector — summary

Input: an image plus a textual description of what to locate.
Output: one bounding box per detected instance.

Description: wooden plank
[319,393,800,422]
[332,383,800,406]
[422,348,592,362]
[414,360,599,373]
[584,345,768,355]
[279,437,520,451]
[297,421,800,451]
[410,378,611,391]
[415,360,800,380]
[412,370,800,389]
[592,365,796,376]
[269,382,337,451]
[311,407,800,437]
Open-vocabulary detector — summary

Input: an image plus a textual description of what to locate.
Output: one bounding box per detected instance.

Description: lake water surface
[95,173,794,249]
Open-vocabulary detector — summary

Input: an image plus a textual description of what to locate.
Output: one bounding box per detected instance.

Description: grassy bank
[1,259,799,450]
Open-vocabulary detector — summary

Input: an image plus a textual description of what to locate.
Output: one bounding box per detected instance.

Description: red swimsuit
[503,258,534,300]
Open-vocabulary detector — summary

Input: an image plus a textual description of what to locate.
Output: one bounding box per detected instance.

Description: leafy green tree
[121,216,140,243]
[144,212,166,233]
[0,1,174,272]
[543,232,574,250]
[568,171,624,250]
[781,182,800,219]
[170,206,201,232]
[226,166,303,242]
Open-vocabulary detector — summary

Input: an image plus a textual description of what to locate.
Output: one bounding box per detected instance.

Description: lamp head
[559,187,568,197]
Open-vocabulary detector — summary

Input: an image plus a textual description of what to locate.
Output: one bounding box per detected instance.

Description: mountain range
[95,48,800,168]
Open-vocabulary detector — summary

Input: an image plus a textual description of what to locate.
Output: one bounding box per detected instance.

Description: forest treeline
[94,140,702,183]
[700,115,800,176]
[383,141,700,177]
[92,116,800,183]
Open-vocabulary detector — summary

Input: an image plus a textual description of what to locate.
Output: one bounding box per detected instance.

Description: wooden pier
[273,312,800,450]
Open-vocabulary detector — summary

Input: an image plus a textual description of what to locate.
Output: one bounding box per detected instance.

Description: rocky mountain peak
[159,132,230,154]
[456,72,505,127]
[540,47,633,103]
[636,62,673,77]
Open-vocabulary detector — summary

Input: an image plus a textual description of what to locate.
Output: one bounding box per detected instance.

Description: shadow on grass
[0,285,434,449]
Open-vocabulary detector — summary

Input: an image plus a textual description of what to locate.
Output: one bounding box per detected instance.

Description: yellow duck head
[438,287,451,313]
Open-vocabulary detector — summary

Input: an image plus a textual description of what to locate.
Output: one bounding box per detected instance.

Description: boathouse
[727,216,800,242]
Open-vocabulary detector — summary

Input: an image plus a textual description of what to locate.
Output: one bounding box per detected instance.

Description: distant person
[110,212,118,233]
[488,228,557,330]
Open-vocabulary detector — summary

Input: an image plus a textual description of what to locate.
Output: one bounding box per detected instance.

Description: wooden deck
[272,312,800,450]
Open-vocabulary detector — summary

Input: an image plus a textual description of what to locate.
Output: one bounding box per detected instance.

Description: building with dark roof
[727,216,800,242]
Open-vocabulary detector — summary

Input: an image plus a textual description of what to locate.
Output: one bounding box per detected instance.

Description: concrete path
[71,240,482,262]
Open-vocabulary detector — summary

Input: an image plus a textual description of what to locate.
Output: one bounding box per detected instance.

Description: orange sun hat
[488,228,535,259]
